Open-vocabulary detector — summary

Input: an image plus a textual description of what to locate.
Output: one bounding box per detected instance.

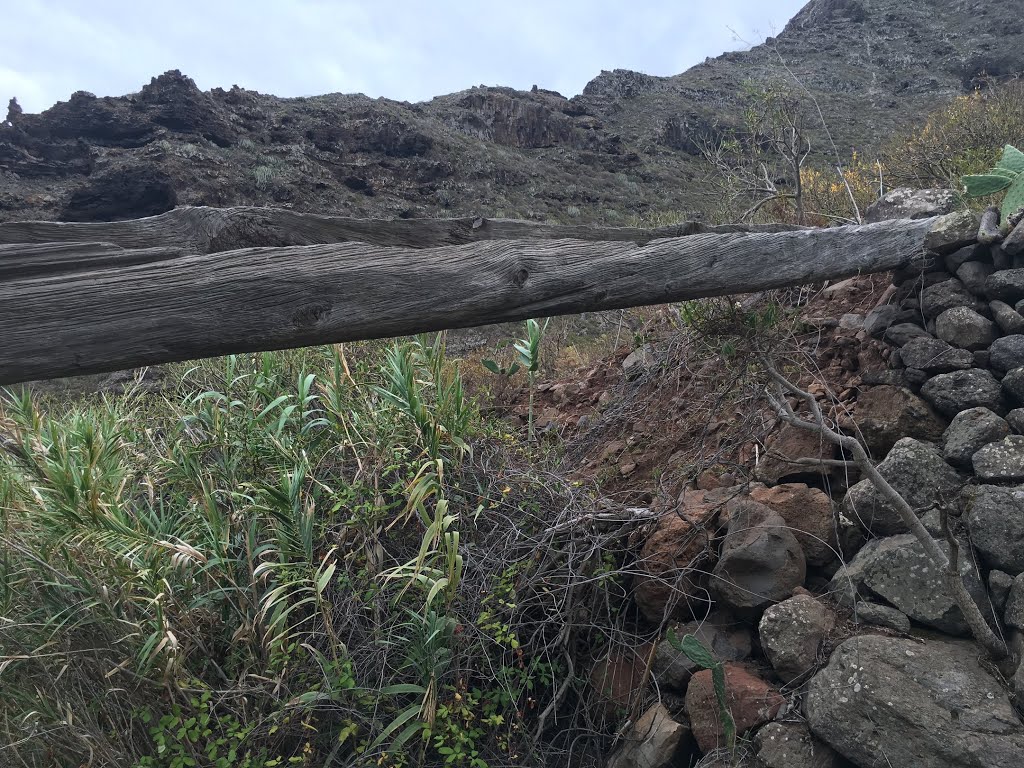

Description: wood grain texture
[0,216,939,384]
[0,205,803,254]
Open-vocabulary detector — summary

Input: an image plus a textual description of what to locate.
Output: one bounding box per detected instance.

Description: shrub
[883,77,1024,189]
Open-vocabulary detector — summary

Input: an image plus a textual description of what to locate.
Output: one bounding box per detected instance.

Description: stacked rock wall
[605,200,1024,768]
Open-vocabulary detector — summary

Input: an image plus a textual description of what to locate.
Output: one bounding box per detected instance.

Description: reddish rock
[685,665,785,753]
[842,385,947,457]
[589,642,654,720]
[749,484,840,567]
[633,492,720,622]
[755,424,837,485]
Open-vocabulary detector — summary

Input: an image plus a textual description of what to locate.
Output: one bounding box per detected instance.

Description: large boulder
[709,500,806,617]
[758,595,835,685]
[806,634,1024,767]
[897,336,973,374]
[749,483,842,566]
[845,384,946,457]
[840,437,964,536]
[685,665,784,753]
[633,492,720,622]
[990,335,1024,372]
[942,407,1010,467]
[934,307,998,350]
[921,369,1007,418]
[966,484,1024,574]
[828,533,989,635]
[972,435,1024,482]
[605,702,693,768]
[754,722,845,768]
[651,615,751,691]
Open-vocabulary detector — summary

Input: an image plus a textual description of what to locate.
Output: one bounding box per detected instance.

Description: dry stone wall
[605,194,1024,768]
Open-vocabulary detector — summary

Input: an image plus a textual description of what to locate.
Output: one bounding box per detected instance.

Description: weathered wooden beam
[0,216,942,385]
[0,205,802,254]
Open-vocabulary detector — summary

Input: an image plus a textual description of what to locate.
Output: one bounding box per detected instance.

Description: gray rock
[991,300,1024,335]
[974,349,991,368]
[866,187,957,223]
[606,702,692,768]
[838,313,863,331]
[898,336,973,373]
[942,407,1010,467]
[923,210,981,254]
[841,438,964,536]
[835,533,988,635]
[863,304,898,338]
[990,570,1014,613]
[758,595,835,685]
[921,368,1006,418]
[1004,574,1024,630]
[848,385,946,457]
[1018,298,1024,314]
[853,601,911,633]
[754,722,844,768]
[904,367,930,388]
[986,268,1024,304]
[1009,409,1024,434]
[1004,368,1024,404]
[709,499,806,617]
[973,435,1024,482]
[806,634,1024,768]
[884,322,931,347]
[946,243,988,274]
[966,485,1024,574]
[990,335,1024,372]
[921,278,986,319]
[956,261,995,294]
[651,616,751,690]
[622,344,655,379]
[934,306,998,350]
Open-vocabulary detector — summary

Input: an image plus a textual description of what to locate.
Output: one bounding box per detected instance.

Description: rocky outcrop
[806,635,1024,768]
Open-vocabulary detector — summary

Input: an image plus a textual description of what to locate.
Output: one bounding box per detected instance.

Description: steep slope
[1,0,1021,225]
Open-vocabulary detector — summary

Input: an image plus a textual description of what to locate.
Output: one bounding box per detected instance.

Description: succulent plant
[962,144,1024,224]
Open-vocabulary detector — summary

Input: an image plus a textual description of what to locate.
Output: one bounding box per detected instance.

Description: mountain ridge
[1,0,1022,224]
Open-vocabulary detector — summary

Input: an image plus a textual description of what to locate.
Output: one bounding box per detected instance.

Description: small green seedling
[962,144,1024,224]
[481,318,549,441]
[666,629,736,753]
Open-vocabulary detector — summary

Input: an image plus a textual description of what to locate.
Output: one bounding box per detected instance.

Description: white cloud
[0,0,807,112]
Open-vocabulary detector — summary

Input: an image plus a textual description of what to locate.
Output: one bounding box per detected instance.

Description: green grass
[0,338,629,768]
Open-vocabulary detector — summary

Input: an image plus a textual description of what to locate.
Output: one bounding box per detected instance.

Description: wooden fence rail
[0,207,956,385]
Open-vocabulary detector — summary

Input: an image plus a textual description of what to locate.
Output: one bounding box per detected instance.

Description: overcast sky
[2,0,807,114]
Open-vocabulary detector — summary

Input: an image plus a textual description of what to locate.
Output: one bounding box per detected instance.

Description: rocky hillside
[2,0,1023,225]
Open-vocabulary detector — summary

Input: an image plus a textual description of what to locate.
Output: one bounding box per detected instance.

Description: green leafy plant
[515,319,549,441]
[666,630,735,752]
[962,144,1024,222]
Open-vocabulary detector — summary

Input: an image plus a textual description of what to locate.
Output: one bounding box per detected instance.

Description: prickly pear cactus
[962,144,1024,223]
